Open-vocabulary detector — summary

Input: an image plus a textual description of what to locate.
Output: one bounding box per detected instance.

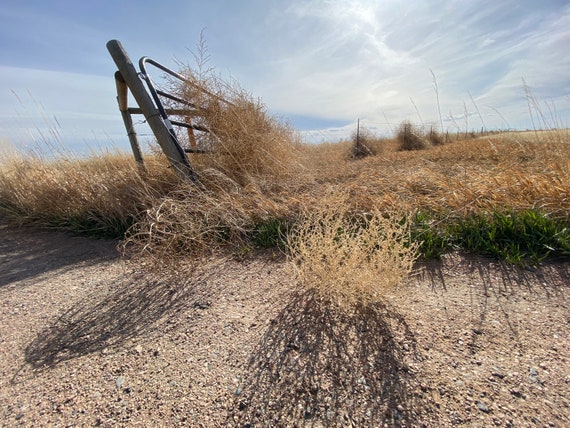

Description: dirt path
[0,225,568,427]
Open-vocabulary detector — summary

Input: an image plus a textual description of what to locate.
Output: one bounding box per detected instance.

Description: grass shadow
[0,224,119,288]
[493,259,569,295]
[468,258,569,349]
[230,290,424,427]
[415,253,569,357]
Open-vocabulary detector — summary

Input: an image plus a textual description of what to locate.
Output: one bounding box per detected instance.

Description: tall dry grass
[0,151,179,236]
[2,131,567,258]
[169,65,303,187]
[351,137,570,220]
[1,53,568,267]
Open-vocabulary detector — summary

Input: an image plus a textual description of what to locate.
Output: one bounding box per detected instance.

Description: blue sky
[1,0,569,154]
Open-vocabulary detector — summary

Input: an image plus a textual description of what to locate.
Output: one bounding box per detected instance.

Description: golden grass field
[1,127,569,236]
[0,134,570,229]
[1,128,568,260]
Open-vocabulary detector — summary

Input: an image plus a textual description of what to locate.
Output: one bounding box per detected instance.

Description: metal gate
[107,39,230,181]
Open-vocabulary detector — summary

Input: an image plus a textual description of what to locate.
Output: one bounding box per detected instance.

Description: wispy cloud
[0,66,128,153]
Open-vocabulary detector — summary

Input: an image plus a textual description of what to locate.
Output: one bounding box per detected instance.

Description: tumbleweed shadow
[23,266,215,370]
[231,290,422,427]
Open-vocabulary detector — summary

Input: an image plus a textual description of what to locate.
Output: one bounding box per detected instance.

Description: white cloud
[250,0,570,136]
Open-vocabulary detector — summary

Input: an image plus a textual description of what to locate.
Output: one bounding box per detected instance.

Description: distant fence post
[106,39,197,181]
[356,118,360,149]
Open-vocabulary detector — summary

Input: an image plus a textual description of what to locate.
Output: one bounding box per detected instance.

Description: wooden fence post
[114,71,145,167]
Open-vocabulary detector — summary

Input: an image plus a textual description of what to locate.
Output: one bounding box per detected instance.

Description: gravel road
[1,224,568,427]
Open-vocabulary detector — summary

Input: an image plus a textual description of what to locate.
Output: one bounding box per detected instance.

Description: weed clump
[397,121,429,151]
[120,182,287,263]
[351,127,374,159]
[172,67,301,187]
[287,193,419,307]
[427,127,446,146]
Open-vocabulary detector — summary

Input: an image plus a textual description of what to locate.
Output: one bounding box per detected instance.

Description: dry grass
[360,137,570,219]
[0,151,179,236]
[287,191,419,307]
[1,132,567,260]
[0,127,568,304]
[397,121,429,151]
[169,66,303,187]
[1,60,568,269]
[287,135,569,222]
[489,128,570,144]
[120,180,290,263]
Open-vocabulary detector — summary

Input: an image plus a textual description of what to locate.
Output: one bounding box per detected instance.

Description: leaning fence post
[106,39,197,181]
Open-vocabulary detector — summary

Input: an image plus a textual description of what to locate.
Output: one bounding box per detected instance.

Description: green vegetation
[410,210,570,265]
[253,217,291,249]
[453,210,570,264]
[411,212,450,260]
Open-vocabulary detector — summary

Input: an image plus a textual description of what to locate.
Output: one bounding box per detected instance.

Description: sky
[1,0,570,155]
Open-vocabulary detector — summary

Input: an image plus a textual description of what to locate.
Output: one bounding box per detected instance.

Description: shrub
[427,127,446,146]
[172,66,301,186]
[351,127,374,159]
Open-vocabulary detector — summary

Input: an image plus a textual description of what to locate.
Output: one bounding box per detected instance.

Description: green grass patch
[253,217,292,249]
[411,212,451,260]
[251,211,569,266]
[452,210,570,264]
[63,214,136,238]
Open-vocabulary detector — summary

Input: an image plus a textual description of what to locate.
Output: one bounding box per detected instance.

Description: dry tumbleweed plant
[287,194,420,308]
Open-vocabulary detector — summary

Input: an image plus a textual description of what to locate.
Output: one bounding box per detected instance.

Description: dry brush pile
[287,191,419,308]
